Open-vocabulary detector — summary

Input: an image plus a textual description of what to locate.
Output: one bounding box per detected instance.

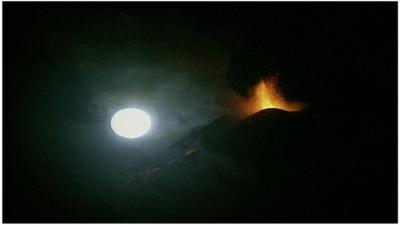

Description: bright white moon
[111,108,151,139]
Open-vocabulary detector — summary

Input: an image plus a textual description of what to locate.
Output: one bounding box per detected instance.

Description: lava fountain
[226,76,306,117]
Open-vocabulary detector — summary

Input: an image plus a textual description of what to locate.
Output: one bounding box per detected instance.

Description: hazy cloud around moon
[68,14,233,150]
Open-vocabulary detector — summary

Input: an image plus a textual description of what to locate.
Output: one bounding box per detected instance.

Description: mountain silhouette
[121,108,344,222]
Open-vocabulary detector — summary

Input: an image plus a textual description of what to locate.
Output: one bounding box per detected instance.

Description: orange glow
[250,77,305,113]
[225,76,306,117]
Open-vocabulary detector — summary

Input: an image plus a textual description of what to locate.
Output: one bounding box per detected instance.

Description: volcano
[120,107,392,222]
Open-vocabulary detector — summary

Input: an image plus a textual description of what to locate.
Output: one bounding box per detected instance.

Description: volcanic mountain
[120,108,324,221]
[120,107,394,222]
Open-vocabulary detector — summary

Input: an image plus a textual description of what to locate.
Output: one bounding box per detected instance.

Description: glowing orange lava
[242,77,305,115]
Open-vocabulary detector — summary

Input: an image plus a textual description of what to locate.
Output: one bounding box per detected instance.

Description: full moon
[111,108,152,139]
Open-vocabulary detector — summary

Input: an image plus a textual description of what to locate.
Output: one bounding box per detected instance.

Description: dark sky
[4,2,397,222]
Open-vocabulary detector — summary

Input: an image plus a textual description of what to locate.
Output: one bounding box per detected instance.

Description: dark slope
[114,109,328,222]
[118,107,396,222]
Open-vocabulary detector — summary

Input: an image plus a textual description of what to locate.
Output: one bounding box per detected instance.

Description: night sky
[4,2,397,222]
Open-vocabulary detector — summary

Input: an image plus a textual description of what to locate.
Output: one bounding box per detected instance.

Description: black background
[4,2,397,222]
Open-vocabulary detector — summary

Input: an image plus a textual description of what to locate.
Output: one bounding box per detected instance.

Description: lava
[225,76,306,117]
[250,77,305,113]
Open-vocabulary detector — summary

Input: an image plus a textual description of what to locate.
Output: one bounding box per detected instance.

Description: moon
[111,108,152,139]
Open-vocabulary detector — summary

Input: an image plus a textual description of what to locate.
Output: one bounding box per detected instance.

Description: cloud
[70,28,231,150]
